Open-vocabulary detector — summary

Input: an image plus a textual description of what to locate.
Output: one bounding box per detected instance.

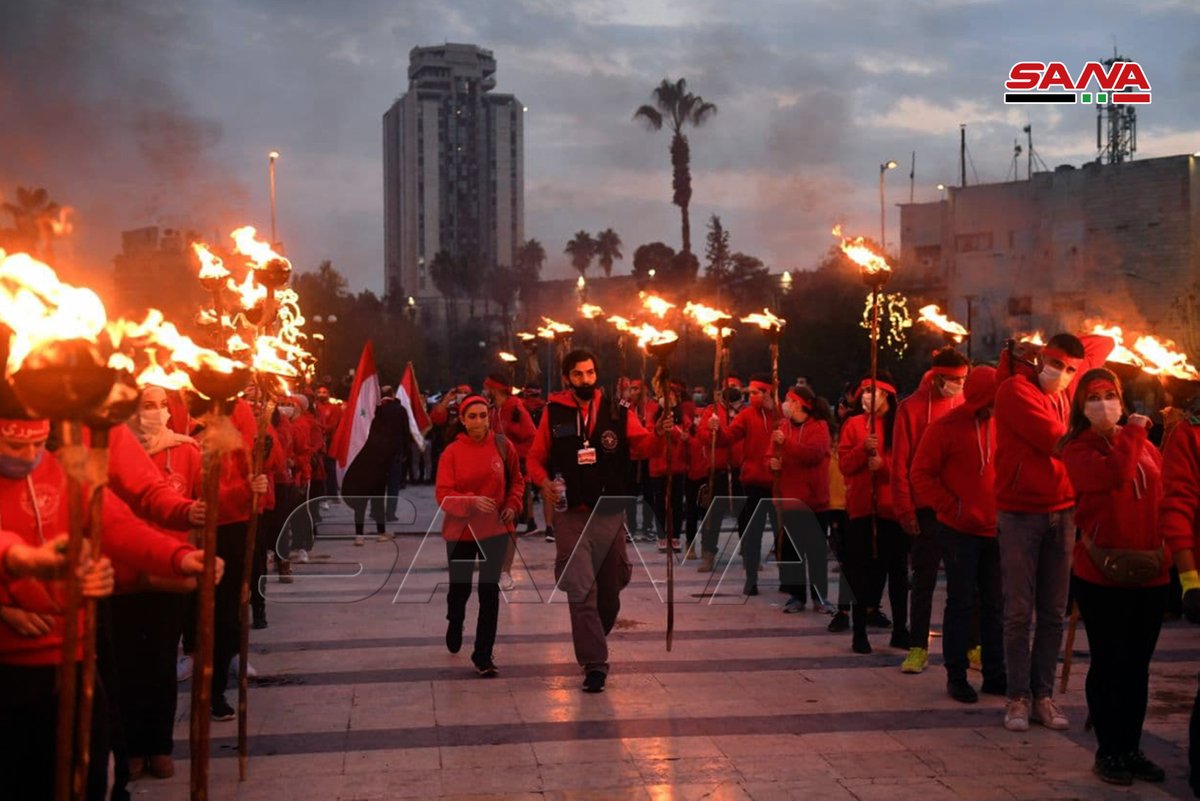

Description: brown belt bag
[1084,534,1165,586]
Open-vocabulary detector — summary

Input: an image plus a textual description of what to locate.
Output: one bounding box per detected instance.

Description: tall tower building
[383,43,524,301]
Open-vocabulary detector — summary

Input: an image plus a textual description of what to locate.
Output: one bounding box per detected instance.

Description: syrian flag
[331,340,380,483]
[397,361,429,450]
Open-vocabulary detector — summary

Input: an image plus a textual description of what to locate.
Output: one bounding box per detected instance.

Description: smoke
[0,0,246,285]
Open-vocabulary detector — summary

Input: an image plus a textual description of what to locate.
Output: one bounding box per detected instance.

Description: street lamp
[311,313,337,374]
[268,151,280,245]
[576,275,587,304]
[880,159,898,249]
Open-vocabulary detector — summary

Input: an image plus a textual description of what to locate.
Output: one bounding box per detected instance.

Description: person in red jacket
[691,388,738,573]
[892,347,969,674]
[625,379,658,543]
[769,386,832,613]
[711,373,780,596]
[0,413,216,801]
[837,370,906,654]
[993,331,1114,733]
[435,395,524,677]
[649,377,691,554]
[1061,369,1168,786]
[484,373,538,585]
[911,365,1006,705]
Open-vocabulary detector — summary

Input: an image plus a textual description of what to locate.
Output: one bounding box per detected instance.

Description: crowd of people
[3,327,1200,798]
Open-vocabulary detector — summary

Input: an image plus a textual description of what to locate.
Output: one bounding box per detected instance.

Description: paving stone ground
[137,487,1199,800]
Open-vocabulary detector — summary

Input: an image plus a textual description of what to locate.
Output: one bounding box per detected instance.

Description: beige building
[898,153,1200,357]
[111,226,208,319]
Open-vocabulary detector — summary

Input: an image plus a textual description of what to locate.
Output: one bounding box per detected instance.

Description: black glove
[1183,588,1200,625]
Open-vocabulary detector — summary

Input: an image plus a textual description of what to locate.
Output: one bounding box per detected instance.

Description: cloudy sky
[1,0,1197,294]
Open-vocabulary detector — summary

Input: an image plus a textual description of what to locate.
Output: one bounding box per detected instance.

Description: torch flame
[628,322,679,351]
[642,295,676,319]
[226,270,268,311]
[1089,323,1144,367]
[702,324,735,340]
[47,206,74,237]
[917,304,969,343]
[579,303,605,320]
[230,225,290,270]
[499,351,518,363]
[740,308,786,333]
[607,315,632,332]
[516,331,537,342]
[537,317,574,340]
[1133,335,1200,380]
[683,301,732,328]
[833,224,893,277]
[1018,331,1046,346]
[192,242,230,281]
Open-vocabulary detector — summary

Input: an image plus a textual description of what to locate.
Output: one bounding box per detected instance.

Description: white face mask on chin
[1038,365,1072,394]
[1084,399,1123,429]
[138,407,170,434]
[938,380,964,399]
[861,390,887,413]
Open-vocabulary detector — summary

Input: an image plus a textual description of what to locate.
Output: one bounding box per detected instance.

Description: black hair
[931,347,970,369]
[859,368,898,451]
[1058,367,1124,451]
[749,371,772,387]
[486,371,510,387]
[1047,333,1085,359]
[790,385,833,425]
[561,349,598,376]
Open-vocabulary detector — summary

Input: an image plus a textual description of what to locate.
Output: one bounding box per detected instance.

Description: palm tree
[594,228,623,278]
[515,239,546,297]
[565,231,596,278]
[0,186,67,259]
[633,78,718,255]
[429,249,461,331]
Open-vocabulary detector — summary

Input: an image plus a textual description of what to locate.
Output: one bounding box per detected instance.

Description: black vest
[546,393,632,510]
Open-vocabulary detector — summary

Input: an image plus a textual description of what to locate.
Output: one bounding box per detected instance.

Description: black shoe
[1124,750,1165,782]
[211,696,236,721]
[889,628,910,649]
[252,610,268,630]
[852,632,872,654]
[544,527,556,543]
[582,670,606,693]
[980,678,1008,696]
[1093,754,1133,786]
[866,609,892,628]
[446,620,463,654]
[827,611,850,633]
[472,655,498,678]
[743,581,758,596]
[524,520,537,534]
[947,678,978,704]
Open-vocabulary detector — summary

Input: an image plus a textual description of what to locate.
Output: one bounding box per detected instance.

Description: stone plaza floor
[140,486,1199,800]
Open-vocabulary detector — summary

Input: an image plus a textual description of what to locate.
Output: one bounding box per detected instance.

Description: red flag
[399,361,431,436]
[330,340,380,478]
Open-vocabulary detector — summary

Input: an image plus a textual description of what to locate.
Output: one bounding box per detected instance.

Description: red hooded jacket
[1064,423,1166,587]
[491,395,538,460]
[435,431,525,542]
[837,412,894,520]
[649,405,691,478]
[891,374,964,526]
[911,367,998,537]
[773,417,832,512]
[717,403,779,488]
[1160,417,1200,560]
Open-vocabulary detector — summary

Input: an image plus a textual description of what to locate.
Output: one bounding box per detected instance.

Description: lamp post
[268,151,280,245]
[880,159,898,249]
[311,313,337,374]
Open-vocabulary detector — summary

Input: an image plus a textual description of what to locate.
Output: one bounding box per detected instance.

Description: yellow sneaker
[900,647,928,674]
[968,645,982,672]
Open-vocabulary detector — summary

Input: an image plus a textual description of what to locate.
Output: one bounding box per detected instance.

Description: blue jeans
[938,524,1004,684]
[996,510,1074,700]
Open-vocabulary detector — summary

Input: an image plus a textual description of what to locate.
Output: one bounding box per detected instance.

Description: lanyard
[576,399,593,446]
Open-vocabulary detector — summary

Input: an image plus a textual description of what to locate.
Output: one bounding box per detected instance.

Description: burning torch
[683,302,732,509]
[740,309,787,558]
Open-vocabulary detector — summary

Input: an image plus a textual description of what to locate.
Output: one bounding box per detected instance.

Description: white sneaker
[290,549,310,564]
[354,536,365,547]
[176,655,193,683]
[1032,696,1069,730]
[499,572,515,591]
[229,654,258,678]
[1004,697,1030,732]
[320,501,331,511]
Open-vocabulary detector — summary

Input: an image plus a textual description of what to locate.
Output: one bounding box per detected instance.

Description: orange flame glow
[1133,335,1200,380]
[1089,323,1144,367]
[192,242,230,282]
[628,321,679,351]
[607,315,632,332]
[538,317,574,340]
[230,226,290,270]
[1018,332,1046,346]
[833,224,892,277]
[683,301,732,328]
[499,351,518,363]
[642,295,676,319]
[579,303,605,320]
[227,270,267,311]
[740,308,786,333]
[702,324,735,340]
[917,304,969,342]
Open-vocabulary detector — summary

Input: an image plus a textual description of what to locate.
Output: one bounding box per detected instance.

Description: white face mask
[781,401,793,418]
[861,390,887,413]
[1038,365,1072,394]
[939,380,964,399]
[278,405,296,419]
[138,407,170,434]
[1085,399,1123,429]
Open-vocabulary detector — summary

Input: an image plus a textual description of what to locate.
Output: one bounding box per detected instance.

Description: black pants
[1074,577,1167,758]
[446,535,508,660]
[385,453,406,518]
[650,474,685,542]
[737,484,779,576]
[844,516,907,635]
[684,476,704,544]
[779,506,830,601]
[110,592,183,757]
[0,663,110,801]
[213,522,248,700]
[938,525,1004,683]
[696,471,733,557]
[825,509,851,611]
[909,507,942,646]
[348,493,386,536]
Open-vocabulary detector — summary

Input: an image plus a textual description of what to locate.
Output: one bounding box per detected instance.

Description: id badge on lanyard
[577,402,598,465]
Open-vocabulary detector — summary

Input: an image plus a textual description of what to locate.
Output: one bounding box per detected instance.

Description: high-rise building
[383,43,524,303]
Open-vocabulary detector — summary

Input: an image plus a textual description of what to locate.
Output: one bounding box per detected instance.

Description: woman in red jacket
[649,379,690,554]
[837,370,906,654]
[1061,369,1168,786]
[769,386,832,613]
[435,396,525,677]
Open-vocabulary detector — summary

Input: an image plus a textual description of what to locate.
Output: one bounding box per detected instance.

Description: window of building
[955,232,993,253]
[1008,296,1033,316]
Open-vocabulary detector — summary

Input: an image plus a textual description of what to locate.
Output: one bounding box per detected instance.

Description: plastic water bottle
[553,473,568,512]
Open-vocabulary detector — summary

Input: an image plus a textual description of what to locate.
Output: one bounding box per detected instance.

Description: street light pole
[268,151,280,244]
[880,160,897,249]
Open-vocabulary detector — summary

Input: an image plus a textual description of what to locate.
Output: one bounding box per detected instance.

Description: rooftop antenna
[1007,138,1023,181]
[1023,124,1048,178]
[909,151,915,202]
[1096,50,1138,165]
[960,124,967,187]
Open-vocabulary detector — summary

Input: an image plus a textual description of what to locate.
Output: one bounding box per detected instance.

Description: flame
[230,225,289,270]
[579,303,605,320]
[740,308,786,332]
[274,287,308,348]
[607,315,632,332]
[1133,335,1200,380]
[499,351,518,363]
[47,206,74,237]
[628,321,679,351]
[226,270,267,311]
[516,331,537,342]
[135,361,194,392]
[683,302,732,328]
[537,317,574,340]
[702,324,735,340]
[833,224,892,277]
[642,295,675,319]
[917,304,969,342]
[1018,331,1046,346]
[0,250,108,374]
[192,242,230,282]
[1089,323,1144,367]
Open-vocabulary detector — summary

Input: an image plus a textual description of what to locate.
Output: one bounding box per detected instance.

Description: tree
[0,185,69,260]
[632,241,676,288]
[594,228,623,277]
[514,238,546,301]
[565,231,596,278]
[633,78,718,255]
[430,249,464,331]
[485,264,518,341]
[704,215,732,281]
[663,250,700,286]
[723,252,773,308]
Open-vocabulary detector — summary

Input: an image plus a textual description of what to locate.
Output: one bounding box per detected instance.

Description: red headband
[456,384,473,394]
[1085,378,1119,396]
[931,365,969,378]
[725,377,743,388]
[0,418,50,442]
[786,389,812,412]
[1041,347,1083,371]
[749,380,773,393]
[483,377,510,391]
[458,395,489,414]
[857,379,897,397]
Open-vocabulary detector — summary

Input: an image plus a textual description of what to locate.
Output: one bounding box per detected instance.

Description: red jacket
[773,418,831,512]
[692,404,733,478]
[289,412,321,485]
[102,425,194,532]
[649,407,691,478]
[911,369,998,537]
[891,377,963,526]
[1064,424,1166,587]
[0,454,197,665]
[1161,416,1200,560]
[837,413,894,520]
[993,335,1114,513]
[527,390,655,488]
[491,395,538,460]
[435,431,526,542]
[718,404,779,488]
